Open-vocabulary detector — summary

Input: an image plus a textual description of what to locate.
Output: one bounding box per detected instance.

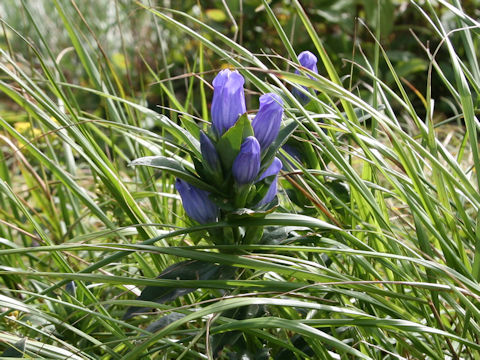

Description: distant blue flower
[200,131,221,172]
[297,51,318,76]
[211,69,246,136]
[293,51,318,103]
[252,93,284,150]
[257,157,282,206]
[232,136,261,185]
[175,179,218,224]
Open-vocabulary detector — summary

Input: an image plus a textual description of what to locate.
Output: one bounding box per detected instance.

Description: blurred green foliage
[2,0,478,120]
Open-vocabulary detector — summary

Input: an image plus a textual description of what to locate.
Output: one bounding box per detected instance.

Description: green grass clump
[1,0,480,358]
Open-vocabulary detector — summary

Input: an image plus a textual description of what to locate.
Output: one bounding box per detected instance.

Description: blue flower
[175,179,218,224]
[252,93,284,150]
[211,69,246,136]
[297,51,318,76]
[293,51,318,103]
[257,179,278,207]
[257,157,282,206]
[232,136,261,185]
[258,157,282,181]
[200,131,221,172]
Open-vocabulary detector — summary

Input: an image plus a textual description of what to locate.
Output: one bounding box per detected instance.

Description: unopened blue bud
[258,157,282,181]
[252,93,284,150]
[257,178,278,207]
[200,131,220,171]
[175,179,218,224]
[293,51,318,103]
[211,69,246,136]
[232,136,261,185]
[297,51,318,75]
[257,157,282,206]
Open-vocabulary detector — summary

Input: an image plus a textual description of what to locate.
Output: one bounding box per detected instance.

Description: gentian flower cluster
[176,69,284,225]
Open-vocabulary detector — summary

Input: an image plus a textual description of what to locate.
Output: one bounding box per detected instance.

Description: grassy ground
[1,0,480,359]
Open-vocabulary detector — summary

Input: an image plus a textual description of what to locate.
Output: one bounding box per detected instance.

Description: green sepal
[180,116,200,140]
[233,183,252,209]
[260,118,298,171]
[248,174,276,206]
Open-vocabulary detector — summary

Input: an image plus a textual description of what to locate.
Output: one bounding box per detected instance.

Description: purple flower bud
[232,136,261,185]
[211,69,246,136]
[175,179,218,224]
[297,51,318,76]
[293,51,318,103]
[258,157,282,181]
[200,131,220,171]
[257,157,282,206]
[252,93,284,150]
[257,178,278,207]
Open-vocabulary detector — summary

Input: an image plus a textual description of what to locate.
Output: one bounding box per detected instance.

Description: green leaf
[124,260,236,319]
[216,114,254,172]
[2,338,26,357]
[212,304,267,356]
[129,155,217,193]
[145,312,186,333]
[261,119,298,168]
[260,226,304,245]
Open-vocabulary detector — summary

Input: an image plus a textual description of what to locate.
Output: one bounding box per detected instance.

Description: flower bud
[252,93,284,150]
[200,131,221,172]
[257,178,278,207]
[257,157,282,206]
[293,51,318,103]
[232,136,261,185]
[211,69,246,136]
[175,179,218,224]
[258,157,282,181]
[297,51,318,75]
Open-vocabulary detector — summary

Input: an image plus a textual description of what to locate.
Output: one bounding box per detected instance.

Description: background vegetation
[1,0,480,358]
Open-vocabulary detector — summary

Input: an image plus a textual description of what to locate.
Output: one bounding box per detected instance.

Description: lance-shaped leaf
[261,119,298,170]
[124,260,236,319]
[1,338,26,357]
[129,155,217,193]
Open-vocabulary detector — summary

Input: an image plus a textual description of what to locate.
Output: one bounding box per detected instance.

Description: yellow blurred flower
[14,122,42,138]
